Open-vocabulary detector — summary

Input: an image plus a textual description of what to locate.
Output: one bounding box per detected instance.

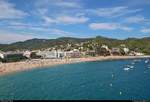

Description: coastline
[0,55,150,76]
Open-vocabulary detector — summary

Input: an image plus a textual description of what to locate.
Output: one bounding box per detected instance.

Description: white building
[36,51,57,59]
[101,45,109,50]
[97,44,111,56]
[134,52,144,56]
[57,50,65,58]
[111,48,121,55]
[123,48,129,54]
[23,51,31,58]
[120,44,126,47]
[0,52,4,59]
[129,51,144,56]
[36,50,65,59]
[65,50,81,58]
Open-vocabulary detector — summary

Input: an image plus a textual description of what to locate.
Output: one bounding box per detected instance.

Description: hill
[0,37,93,51]
[0,36,150,54]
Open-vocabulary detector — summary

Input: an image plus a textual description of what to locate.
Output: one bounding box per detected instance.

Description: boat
[129,66,134,68]
[110,83,113,87]
[126,65,134,69]
[112,74,114,78]
[119,91,122,95]
[145,59,149,64]
[124,67,130,71]
[131,62,135,65]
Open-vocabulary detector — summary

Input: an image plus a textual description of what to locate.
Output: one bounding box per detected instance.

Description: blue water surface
[0,58,150,100]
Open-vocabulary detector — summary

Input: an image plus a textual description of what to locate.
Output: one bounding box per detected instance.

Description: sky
[0,0,150,44]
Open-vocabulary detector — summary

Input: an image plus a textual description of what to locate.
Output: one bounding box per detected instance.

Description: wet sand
[0,55,150,76]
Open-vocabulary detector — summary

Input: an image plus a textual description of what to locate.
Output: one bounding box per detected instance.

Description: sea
[0,58,150,100]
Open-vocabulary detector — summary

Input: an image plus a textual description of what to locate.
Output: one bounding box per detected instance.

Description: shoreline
[0,55,150,76]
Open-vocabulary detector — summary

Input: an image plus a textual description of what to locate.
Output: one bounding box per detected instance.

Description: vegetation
[2,54,28,63]
[0,36,150,55]
[30,52,42,59]
[0,58,2,62]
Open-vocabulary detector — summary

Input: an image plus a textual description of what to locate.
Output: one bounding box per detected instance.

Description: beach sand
[0,55,150,76]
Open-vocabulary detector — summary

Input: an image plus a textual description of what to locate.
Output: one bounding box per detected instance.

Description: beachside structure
[1,51,27,62]
[36,50,65,59]
[129,51,135,56]
[57,50,65,58]
[36,50,57,59]
[119,44,130,55]
[30,51,42,59]
[3,51,24,57]
[0,51,4,59]
[65,50,81,58]
[134,52,144,56]
[23,51,31,58]
[120,44,126,48]
[123,47,130,54]
[95,45,111,56]
[111,48,121,56]
[123,48,129,55]
[86,50,96,56]
[129,51,144,56]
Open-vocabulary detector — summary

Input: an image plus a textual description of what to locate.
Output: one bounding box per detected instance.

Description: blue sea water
[0,58,150,100]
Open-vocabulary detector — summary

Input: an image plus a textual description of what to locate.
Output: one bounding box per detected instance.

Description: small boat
[131,62,135,65]
[129,66,134,68]
[124,67,130,71]
[110,83,113,87]
[145,59,149,64]
[126,65,134,69]
[119,91,122,95]
[112,74,114,78]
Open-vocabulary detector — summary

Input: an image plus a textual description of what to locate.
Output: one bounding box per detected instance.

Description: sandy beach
[0,55,150,76]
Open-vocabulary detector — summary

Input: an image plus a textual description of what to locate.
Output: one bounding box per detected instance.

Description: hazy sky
[0,0,150,43]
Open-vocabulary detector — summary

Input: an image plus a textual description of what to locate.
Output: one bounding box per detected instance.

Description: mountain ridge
[0,36,150,54]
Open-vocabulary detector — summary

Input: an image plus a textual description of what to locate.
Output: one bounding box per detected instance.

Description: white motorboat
[131,62,135,65]
[145,59,149,64]
[110,83,113,87]
[124,67,130,71]
[129,66,134,68]
[126,65,134,68]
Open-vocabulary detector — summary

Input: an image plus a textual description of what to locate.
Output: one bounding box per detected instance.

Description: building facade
[23,51,31,58]
[111,48,121,56]
[0,52,4,59]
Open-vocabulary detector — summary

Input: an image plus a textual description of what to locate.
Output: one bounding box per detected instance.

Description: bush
[30,52,42,59]
[0,58,2,62]
[2,54,28,63]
